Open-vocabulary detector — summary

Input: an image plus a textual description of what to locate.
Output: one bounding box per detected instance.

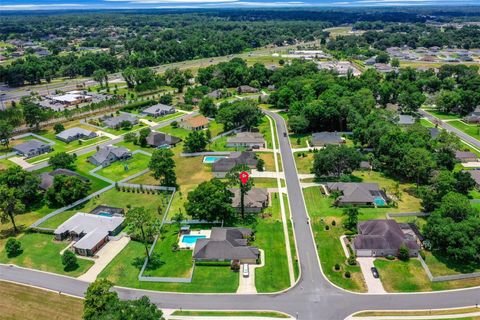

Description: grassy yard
[448,120,480,141]
[289,133,310,148]
[374,258,480,292]
[258,116,274,149]
[257,152,276,171]
[98,239,239,292]
[423,251,480,276]
[0,232,93,277]
[423,109,461,120]
[171,311,289,318]
[252,177,285,188]
[354,307,480,317]
[96,152,151,181]
[0,281,83,320]
[143,225,194,278]
[419,118,436,128]
[294,152,313,174]
[254,193,291,292]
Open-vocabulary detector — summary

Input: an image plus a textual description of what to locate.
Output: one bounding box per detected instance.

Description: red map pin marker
[239,171,249,185]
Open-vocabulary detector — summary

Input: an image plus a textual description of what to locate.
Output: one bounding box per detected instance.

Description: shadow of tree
[6,249,23,259]
[431,250,480,274]
[131,253,165,271]
[0,225,26,240]
[63,263,79,272]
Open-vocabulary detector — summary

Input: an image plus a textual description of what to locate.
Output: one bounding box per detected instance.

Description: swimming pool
[181,235,206,245]
[374,197,386,206]
[203,156,227,164]
[97,212,113,217]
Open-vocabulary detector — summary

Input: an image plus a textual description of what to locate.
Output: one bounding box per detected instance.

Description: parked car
[242,264,249,278]
[283,132,287,137]
[371,267,379,278]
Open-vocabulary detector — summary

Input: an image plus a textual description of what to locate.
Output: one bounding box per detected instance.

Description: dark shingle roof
[311,132,343,146]
[327,182,384,204]
[39,169,89,190]
[354,219,419,251]
[212,151,257,173]
[13,139,49,154]
[146,132,181,147]
[89,146,130,164]
[229,188,268,209]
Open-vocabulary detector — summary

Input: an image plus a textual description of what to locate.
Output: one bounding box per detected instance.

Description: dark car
[371,267,379,278]
[283,132,287,137]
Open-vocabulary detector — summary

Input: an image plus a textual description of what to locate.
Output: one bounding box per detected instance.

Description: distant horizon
[2,0,480,11]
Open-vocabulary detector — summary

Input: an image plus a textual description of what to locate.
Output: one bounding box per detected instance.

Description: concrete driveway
[357,257,386,294]
[237,250,265,294]
[77,236,130,282]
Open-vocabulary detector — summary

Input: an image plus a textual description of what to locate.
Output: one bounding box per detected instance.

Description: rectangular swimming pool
[97,212,113,217]
[203,156,227,164]
[181,235,206,245]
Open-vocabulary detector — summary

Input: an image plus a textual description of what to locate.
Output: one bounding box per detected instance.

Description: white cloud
[0,3,85,10]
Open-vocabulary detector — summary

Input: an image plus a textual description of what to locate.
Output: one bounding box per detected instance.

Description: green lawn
[171,311,289,318]
[419,118,435,128]
[258,116,274,149]
[208,134,244,152]
[374,258,480,292]
[0,232,93,277]
[39,188,172,229]
[294,152,313,174]
[101,123,147,136]
[423,251,480,275]
[98,239,239,292]
[289,133,310,148]
[254,193,291,292]
[448,120,480,141]
[143,225,194,278]
[257,152,276,171]
[250,178,285,188]
[96,152,151,181]
[423,109,461,120]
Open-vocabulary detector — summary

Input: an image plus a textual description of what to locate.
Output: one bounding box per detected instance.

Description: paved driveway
[237,250,265,294]
[357,258,386,294]
[77,236,130,282]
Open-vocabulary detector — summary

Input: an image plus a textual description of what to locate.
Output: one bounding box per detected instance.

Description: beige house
[179,115,210,131]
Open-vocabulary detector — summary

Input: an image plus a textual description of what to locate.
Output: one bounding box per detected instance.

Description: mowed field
[0,281,83,320]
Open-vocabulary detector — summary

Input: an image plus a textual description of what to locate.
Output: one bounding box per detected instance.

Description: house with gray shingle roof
[193,227,259,263]
[103,114,138,129]
[455,150,478,163]
[13,139,52,158]
[212,151,258,178]
[141,104,175,118]
[146,132,181,148]
[55,127,97,143]
[88,146,132,167]
[39,169,89,190]
[353,219,419,257]
[237,85,259,94]
[229,188,269,213]
[397,114,415,125]
[226,132,265,148]
[311,132,344,147]
[326,182,387,206]
[54,212,124,256]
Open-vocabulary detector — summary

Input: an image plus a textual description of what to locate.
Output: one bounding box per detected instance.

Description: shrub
[344,271,351,278]
[331,220,336,226]
[5,238,22,257]
[419,250,426,260]
[347,255,357,265]
[171,243,179,252]
[230,260,240,271]
[386,254,395,260]
[334,263,340,271]
[398,244,410,261]
[62,250,78,270]
[325,225,330,231]
[171,121,178,128]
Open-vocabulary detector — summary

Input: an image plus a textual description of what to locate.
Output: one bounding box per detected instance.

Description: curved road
[2,111,480,319]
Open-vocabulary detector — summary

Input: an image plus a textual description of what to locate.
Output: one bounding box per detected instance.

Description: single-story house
[103,114,138,129]
[237,85,259,94]
[467,170,480,189]
[464,107,480,123]
[397,115,415,125]
[353,219,419,257]
[212,151,258,178]
[146,132,181,148]
[89,205,125,217]
[226,132,265,148]
[179,115,210,131]
[230,188,269,213]
[55,127,97,143]
[359,161,372,171]
[141,104,175,118]
[39,169,89,190]
[88,146,132,167]
[193,227,259,264]
[428,127,440,138]
[207,89,227,99]
[49,91,92,106]
[13,139,52,158]
[311,132,344,147]
[54,212,124,256]
[326,182,387,206]
[455,150,478,163]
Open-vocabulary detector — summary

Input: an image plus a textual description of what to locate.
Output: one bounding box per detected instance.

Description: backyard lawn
[289,133,310,148]
[96,152,151,181]
[294,152,313,174]
[257,152,276,171]
[254,193,291,292]
[0,281,83,320]
[0,232,93,277]
[423,109,461,120]
[419,118,435,128]
[374,259,480,292]
[98,239,239,293]
[448,120,480,141]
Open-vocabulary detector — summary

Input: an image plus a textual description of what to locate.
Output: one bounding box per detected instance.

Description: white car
[242,264,249,278]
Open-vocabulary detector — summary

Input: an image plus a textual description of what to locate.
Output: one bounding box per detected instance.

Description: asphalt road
[3,111,480,319]
[419,109,480,149]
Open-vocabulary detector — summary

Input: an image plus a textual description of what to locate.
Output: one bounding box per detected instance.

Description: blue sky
[1,0,479,10]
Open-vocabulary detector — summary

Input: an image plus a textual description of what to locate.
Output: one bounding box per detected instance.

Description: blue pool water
[181,235,206,245]
[374,197,386,206]
[203,156,227,164]
[98,212,113,217]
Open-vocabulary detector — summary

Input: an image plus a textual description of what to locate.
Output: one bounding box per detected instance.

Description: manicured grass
[98,240,239,292]
[423,251,480,276]
[257,152,276,171]
[208,135,242,151]
[423,109,461,120]
[420,118,435,128]
[289,133,309,148]
[96,152,151,181]
[171,310,289,318]
[374,258,480,292]
[143,225,194,278]
[159,125,193,140]
[259,116,274,149]
[254,193,291,292]
[0,232,93,276]
[252,178,285,188]
[354,307,480,317]
[39,188,172,229]
[449,120,480,141]
[294,152,313,174]
[101,123,147,136]
[0,281,83,320]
